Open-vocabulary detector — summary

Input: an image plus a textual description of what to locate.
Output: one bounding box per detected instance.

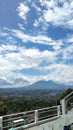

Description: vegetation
[0,101,8,116]
[60,88,73,99]
[0,96,59,115]
[0,88,73,116]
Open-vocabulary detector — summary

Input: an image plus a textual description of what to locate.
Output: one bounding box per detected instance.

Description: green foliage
[60,88,73,100]
[0,101,8,116]
[0,96,58,115]
[1,88,72,115]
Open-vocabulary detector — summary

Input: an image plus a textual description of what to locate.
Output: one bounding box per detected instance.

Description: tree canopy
[0,101,8,116]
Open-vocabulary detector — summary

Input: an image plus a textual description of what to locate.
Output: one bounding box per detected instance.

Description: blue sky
[0,0,73,87]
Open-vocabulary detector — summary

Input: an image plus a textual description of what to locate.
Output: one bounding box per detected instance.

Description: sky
[0,0,73,88]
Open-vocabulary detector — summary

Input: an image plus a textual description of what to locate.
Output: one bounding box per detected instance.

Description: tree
[0,101,8,116]
[60,88,73,100]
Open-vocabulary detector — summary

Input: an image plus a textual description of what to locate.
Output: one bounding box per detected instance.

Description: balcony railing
[2,105,61,130]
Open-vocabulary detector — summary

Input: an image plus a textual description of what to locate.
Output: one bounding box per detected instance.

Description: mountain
[0,80,73,92]
[24,80,73,90]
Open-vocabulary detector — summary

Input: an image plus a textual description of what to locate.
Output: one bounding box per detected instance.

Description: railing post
[0,117,3,130]
[60,99,66,115]
[57,106,60,117]
[35,110,38,124]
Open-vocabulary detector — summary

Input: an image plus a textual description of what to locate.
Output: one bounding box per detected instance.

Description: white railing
[60,91,73,115]
[2,110,35,130]
[1,105,61,130]
[65,92,73,112]
[38,105,60,122]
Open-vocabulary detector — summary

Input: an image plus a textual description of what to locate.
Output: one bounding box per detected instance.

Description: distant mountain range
[0,80,73,92]
[23,80,73,90]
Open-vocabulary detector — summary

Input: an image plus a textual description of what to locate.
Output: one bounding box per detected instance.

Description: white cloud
[39,0,55,8]
[0,32,9,37]
[33,19,39,27]
[40,64,73,84]
[0,45,56,72]
[0,39,58,87]
[36,0,73,29]
[32,2,41,12]
[18,23,25,31]
[0,41,73,87]
[63,44,73,60]
[16,0,73,33]
[17,2,30,21]
[66,35,73,43]
[11,29,63,50]
[0,44,17,52]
